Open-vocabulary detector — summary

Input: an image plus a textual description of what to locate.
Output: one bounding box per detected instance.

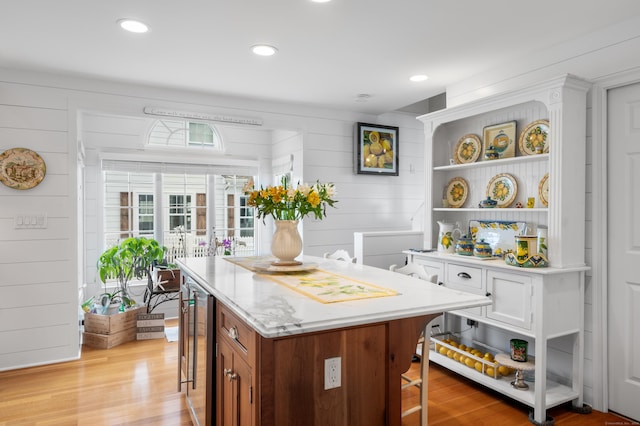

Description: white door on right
[608,82,640,421]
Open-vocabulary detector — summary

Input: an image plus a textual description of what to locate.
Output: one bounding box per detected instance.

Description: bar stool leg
[420,325,429,425]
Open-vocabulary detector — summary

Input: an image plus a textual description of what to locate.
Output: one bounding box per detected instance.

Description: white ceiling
[2,0,640,114]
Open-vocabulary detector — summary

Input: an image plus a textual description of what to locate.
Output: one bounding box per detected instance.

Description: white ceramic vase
[271,220,303,266]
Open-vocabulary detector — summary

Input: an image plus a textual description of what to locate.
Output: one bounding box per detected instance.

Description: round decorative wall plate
[538,173,549,207]
[486,173,518,208]
[454,134,482,164]
[0,148,46,190]
[445,177,468,208]
[519,120,550,155]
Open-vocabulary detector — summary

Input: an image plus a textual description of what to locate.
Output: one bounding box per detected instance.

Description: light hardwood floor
[0,320,630,425]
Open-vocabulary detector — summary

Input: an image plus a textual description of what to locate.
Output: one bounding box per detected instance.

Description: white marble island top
[177,256,491,339]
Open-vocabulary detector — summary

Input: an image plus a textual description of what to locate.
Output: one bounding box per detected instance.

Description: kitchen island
[177,255,491,426]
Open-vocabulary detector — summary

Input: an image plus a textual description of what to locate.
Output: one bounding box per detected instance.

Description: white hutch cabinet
[413,75,591,425]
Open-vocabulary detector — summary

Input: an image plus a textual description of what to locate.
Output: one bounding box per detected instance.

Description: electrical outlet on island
[324,357,341,390]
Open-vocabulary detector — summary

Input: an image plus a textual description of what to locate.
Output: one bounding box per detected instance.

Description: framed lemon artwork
[355,122,399,176]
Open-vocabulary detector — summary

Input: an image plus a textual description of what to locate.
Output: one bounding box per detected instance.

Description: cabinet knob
[438,281,444,286]
[485,292,492,297]
[224,368,238,381]
[457,272,472,279]
[227,326,239,341]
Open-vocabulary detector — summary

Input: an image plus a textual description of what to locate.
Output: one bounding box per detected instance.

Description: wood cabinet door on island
[218,339,253,426]
[217,302,257,426]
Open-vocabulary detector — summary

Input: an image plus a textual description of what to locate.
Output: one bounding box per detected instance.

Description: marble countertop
[177,256,491,338]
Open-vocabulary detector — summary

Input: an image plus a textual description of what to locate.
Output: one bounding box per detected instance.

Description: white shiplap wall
[303,113,426,257]
[0,80,79,370]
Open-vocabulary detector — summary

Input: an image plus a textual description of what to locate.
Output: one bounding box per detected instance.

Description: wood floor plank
[0,319,629,425]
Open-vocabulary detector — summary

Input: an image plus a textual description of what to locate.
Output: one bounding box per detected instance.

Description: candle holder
[495,353,536,390]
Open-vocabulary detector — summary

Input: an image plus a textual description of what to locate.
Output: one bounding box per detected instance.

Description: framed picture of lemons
[355,122,399,176]
[482,121,516,160]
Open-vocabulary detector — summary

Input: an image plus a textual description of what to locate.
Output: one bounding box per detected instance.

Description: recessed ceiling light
[311,0,332,3]
[118,19,149,33]
[410,74,429,82]
[251,44,278,56]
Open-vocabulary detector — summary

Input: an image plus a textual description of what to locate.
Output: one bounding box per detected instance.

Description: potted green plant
[97,236,166,311]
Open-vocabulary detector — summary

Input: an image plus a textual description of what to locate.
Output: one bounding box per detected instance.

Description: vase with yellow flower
[243,177,337,265]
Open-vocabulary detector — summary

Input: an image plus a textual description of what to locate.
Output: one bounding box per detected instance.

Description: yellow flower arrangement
[243,177,337,221]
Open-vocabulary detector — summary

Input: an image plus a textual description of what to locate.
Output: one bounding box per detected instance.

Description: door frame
[591,66,640,412]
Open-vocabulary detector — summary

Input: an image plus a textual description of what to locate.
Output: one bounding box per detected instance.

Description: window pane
[138,194,154,234]
[147,119,221,150]
[103,171,154,248]
[189,122,214,145]
[169,194,192,230]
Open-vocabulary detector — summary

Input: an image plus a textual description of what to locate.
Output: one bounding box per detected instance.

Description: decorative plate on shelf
[486,173,518,208]
[538,173,549,207]
[468,220,527,258]
[454,134,482,164]
[445,177,468,208]
[519,120,550,155]
[0,147,46,190]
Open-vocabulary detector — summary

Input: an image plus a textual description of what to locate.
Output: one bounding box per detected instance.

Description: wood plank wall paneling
[0,128,68,152]
[0,105,67,132]
[0,84,75,370]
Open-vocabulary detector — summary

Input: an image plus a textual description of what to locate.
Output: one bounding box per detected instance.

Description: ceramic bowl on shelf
[455,235,474,256]
[473,239,493,258]
[478,196,498,208]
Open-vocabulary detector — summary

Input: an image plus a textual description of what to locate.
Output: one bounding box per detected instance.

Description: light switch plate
[15,214,47,229]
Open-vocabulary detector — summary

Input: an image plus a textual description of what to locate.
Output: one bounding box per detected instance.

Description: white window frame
[147,119,224,151]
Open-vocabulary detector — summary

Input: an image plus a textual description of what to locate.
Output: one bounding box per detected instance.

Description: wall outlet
[324,356,341,390]
[466,319,478,327]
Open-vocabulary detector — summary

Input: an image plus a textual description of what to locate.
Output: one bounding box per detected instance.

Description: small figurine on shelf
[515,201,523,208]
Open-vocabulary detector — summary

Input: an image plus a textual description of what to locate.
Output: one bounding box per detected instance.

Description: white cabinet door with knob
[485,270,532,330]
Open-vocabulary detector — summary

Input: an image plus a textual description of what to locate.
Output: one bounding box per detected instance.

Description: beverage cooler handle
[191,290,198,390]
[177,291,189,392]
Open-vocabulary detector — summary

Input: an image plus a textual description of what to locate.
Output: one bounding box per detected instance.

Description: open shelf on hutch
[430,351,580,409]
[434,153,549,171]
